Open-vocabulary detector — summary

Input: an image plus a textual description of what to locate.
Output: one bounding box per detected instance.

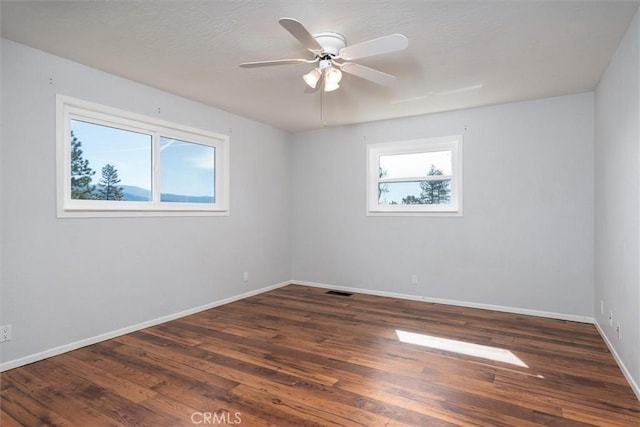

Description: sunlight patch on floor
[395,329,529,368]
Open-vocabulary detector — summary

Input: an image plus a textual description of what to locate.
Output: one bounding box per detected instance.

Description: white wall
[0,39,291,365]
[291,93,594,318]
[594,10,640,394]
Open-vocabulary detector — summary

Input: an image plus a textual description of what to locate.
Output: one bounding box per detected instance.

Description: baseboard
[0,281,290,372]
[594,320,640,401]
[292,280,594,323]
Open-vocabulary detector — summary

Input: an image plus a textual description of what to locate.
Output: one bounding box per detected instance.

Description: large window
[57,95,229,217]
[367,136,462,215]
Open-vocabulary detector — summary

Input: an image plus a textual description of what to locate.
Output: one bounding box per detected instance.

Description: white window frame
[56,95,229,217]
[366,136,463,216]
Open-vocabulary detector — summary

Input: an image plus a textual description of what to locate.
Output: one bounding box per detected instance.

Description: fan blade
[340,62,397,86]
[279,17,323,52]
[338,34,408,61]
[240,58,313,68]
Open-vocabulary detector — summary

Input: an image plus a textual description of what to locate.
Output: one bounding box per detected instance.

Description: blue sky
[160,136,215,197]
[71,120,215,197]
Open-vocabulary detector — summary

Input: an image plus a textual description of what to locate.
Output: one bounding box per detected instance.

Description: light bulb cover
[303,68,322,89]
[324,80,340,92]
[325,67,342,84]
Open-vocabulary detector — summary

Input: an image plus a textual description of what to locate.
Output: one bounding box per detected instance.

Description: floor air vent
[325,290,354,297]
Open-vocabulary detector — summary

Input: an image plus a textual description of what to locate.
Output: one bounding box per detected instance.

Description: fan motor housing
[313,32,346,56]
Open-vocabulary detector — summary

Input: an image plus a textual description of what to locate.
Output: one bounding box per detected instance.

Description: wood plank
[1,386,61,426]
[1,284,638,425]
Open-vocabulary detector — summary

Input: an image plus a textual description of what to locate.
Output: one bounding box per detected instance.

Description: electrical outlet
[600,300,604,315]
[608,311,614,326]
[0,324,12,343]
[243,271,249,282]
[411,274,418,285]
[616,322,621,340]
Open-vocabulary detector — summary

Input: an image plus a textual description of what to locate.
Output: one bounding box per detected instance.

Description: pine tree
[97,164,124,200]
[418,165,451,204]
[401,195,422,204]
[70,131,95,199]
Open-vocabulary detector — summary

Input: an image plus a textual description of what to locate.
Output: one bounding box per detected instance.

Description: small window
[57,95,229,217]
[367,136,462,216]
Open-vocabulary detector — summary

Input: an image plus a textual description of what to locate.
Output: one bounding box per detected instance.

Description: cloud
[186,153,215,169]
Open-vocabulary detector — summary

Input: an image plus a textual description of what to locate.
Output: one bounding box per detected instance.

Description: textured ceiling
[1,1,638,132]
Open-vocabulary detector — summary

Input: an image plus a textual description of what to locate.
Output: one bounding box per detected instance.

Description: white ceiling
[1,1,638,132]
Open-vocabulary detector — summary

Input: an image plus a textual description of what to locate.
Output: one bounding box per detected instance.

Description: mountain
[121,185,151,201]
[160,193,215,203]
[120,186,214,204]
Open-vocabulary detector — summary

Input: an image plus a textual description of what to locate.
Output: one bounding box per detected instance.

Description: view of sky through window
[160,137,215,203]
[70,120,215,203]
[71,119,151,201]
[378,150,452,205]
[380,150,452,178]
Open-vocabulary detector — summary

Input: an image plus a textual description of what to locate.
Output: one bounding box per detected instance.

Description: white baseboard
[594,320,640,401]
[0,281,290,372]
[292,280,594,323]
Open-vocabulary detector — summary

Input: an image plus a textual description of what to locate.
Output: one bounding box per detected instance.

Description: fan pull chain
[321,76,328,127]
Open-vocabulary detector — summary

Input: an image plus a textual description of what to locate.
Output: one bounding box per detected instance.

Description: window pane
[379,180,452,205]
[160,137,215,203]
[70,120,152,201]
[379,150,452,179]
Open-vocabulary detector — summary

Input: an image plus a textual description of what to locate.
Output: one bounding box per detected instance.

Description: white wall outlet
[609,310,613,326]
[600,300,604,315]
[411,274,418,285]
[616,322,620,340]
[243,271,249,282]
[0,324,12,343]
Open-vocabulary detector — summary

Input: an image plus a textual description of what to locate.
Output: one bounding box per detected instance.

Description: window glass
[378,180,452,205]
[70,119,152,201]
[160,137,215,203]
[379,150,452,179]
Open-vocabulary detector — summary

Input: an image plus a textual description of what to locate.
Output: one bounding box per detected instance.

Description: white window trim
[366,136,463,216]
[56,95,229,218]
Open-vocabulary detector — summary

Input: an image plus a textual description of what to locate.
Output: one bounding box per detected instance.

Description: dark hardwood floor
[1,284,639,426]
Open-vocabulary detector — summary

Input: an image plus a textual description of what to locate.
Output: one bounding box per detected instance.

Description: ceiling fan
[240,18,409,92]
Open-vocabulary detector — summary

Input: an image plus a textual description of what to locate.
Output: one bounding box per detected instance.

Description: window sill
[366,210,463,217]
[57,209,230,218]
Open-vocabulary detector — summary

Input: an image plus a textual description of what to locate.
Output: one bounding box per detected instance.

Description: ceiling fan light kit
[240,18,408,93]
[303,59,343,92]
